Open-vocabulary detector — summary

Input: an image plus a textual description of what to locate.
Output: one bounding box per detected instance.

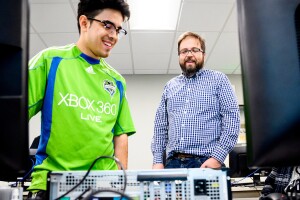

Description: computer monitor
[229,144,250,178]
[229,144,271,185]
[237,0,300,167]
[0,0,30,181]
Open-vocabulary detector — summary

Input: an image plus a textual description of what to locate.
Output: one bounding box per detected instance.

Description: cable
[9,157,35,187]
[231,168,260,186]
[82,188,133,200]
[54,155,127,200]
[74,186,91,200]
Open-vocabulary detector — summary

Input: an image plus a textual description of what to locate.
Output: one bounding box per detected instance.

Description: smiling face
[178,36,205,77]
[77,8,124,59]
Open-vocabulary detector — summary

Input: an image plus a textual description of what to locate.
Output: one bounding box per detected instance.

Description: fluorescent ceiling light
[127,0,181,30]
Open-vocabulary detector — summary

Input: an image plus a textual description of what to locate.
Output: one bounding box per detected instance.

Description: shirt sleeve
[113,83,136,136]
[28,52,48,120]
[211,73,240,163]
[151,85,169,164]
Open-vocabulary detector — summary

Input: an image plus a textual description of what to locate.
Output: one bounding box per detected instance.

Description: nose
[108,29,118,40]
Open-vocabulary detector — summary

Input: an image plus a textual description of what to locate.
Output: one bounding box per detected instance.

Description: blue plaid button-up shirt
[151,69,240,164]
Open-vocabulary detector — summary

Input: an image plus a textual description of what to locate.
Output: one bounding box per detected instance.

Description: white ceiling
[29,0,241,75]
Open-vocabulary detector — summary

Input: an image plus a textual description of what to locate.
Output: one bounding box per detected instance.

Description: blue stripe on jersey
[35,57,62,165]
[114,80,124,133]
[115,80,123,105]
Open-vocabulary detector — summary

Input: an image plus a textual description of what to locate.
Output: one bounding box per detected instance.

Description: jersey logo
[103,80,116,97]
[85,66,96,74]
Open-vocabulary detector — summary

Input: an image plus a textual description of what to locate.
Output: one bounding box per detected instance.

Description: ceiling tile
[29,34,47,59]
[205,32,240,70]
[30,4,77,33]
[40,33,79,47]
[233,65,242,74]
[72,2,78,11]
[223,3,238,32]
[30,25,35,33]
[131,32,175,54]
[169,55,179,71]
[178,2,234,31]
[133,53,169,71]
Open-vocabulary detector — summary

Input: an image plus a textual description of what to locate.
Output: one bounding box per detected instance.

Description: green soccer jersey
[28,44,135,190]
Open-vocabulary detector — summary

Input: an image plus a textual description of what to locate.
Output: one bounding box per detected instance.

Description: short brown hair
[177,32,206,54]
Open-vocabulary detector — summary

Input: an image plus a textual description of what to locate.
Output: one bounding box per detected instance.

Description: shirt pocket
[192,85,218,112]
[166,92,186,114]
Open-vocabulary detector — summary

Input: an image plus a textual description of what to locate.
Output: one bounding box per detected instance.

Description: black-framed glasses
[87,17,127,39]
[179,47,204,55]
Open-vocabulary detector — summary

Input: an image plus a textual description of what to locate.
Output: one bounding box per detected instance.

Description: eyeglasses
[178,47,204,55]
[87,17,127,39]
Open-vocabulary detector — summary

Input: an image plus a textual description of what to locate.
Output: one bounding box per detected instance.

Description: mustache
[184,58,196,63]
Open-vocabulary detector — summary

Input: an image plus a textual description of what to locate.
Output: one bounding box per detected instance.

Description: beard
[179,57,204,78]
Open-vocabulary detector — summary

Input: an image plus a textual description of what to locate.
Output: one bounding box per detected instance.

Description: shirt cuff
[211,146,228,164]
[153,152,163,164]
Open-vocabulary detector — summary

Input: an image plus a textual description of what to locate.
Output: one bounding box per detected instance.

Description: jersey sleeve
[28,51,49,119]
[113,83,136,136]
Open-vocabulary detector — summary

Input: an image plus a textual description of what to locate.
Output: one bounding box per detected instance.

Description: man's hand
[152,163,164,169]
[200,157,222,169]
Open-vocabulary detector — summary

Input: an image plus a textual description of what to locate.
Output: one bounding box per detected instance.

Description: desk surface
[232,185,262,199]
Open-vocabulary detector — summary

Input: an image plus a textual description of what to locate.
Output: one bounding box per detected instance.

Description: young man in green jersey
[27,0,136,199]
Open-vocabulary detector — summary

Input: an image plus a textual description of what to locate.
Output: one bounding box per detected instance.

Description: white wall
[29,74,244,170]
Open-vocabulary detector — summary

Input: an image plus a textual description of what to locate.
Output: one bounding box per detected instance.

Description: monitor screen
[0,0,30,181]
[237,0,300,167]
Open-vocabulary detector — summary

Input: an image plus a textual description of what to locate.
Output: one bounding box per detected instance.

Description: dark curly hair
[77,0,130,33]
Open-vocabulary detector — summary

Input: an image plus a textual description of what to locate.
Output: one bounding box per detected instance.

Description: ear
[79,15,89,33]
